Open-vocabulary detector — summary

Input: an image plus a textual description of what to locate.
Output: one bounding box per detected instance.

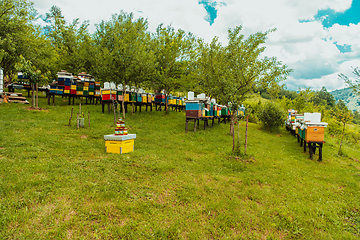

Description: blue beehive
[185,102,202,110]
[136,93,142,102]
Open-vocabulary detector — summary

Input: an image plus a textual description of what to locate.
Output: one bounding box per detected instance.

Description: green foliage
[326,118,342,135]
[332,99,354,155]
[152,24,196,110]
[94,11,155,118]
[310,86,336,109]
[0,0,37,79]
[258,101,286,131]
[339,66,360,95]
[353,110,360,125]
[243,100,262,123]
[43,5,95,78]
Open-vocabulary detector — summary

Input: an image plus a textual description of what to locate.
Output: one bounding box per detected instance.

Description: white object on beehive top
[188,91,194,100]
[110,82,116,89]
[197,93,206,99]
[304,112,321,123]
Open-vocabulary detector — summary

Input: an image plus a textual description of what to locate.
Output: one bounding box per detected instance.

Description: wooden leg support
[318,143,323,161]
[309,142,313,160]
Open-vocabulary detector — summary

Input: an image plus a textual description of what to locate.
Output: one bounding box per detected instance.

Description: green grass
[0,92,359,239]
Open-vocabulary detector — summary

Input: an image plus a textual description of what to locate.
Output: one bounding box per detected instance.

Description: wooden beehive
[104,134,136,154]
[305,126,325,142]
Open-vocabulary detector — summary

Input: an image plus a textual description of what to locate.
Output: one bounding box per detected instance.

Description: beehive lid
[104,134,136,141]
[304,122,328,127]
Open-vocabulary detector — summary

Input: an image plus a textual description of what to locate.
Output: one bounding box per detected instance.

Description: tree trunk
[236,115,240,152]
[31,83,35,108]
[165,94,168,112]
[338,122,346,155]
[36,83,39,108]
[245,115,249,153]
[113,99,116,125]
[231,114,235,151]
[122,86,126,119]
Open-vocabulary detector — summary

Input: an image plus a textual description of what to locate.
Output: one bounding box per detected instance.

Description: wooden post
[113,100,116,125]
[69,107,73,126]
[77,113,79,130]
[88,111,90,127]
[79,103,81,117]
[245,115,249,153]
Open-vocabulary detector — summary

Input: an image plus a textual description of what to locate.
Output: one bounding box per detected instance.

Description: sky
[32,0,360,92]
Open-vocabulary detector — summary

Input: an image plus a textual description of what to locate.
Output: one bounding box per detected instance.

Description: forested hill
[330,88,360,112]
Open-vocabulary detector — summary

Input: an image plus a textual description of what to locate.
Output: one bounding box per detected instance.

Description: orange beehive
[305,126,325,142]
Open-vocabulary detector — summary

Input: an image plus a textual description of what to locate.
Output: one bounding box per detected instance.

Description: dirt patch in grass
[24,106,49,112]
[81,135,88,139]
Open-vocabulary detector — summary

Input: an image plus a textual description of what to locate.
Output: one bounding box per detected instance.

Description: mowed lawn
[0,94,359,239]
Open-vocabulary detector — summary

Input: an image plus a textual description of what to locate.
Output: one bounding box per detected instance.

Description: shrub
[327,118,342,136]
[258,102,286,131]
[243,100,262,123]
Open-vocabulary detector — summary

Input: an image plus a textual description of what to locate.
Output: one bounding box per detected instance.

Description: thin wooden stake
[77,113,79,130]
[88,111,90,127]
[113,100,116,125]
[245,115,249,153]
[69,107,73,126]
[79,103,81,117]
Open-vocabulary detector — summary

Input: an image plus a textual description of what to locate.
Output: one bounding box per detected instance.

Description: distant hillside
[330,88,360,112]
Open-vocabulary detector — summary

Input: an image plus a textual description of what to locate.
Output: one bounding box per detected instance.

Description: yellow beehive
[102,90,110,95]
[105,139,134,154]
[77,91,83,95]
[124,94,130,102]
[89,92,94,95]
[142,96,147,103]
[71,85,76,90]
[305,126,325,142]
[84,86,89,91]
[64,90,70,94]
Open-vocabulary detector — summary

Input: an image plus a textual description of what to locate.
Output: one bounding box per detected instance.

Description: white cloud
[31,0,359,91]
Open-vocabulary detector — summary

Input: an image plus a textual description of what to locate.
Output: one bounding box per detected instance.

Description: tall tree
[43,5,95,78]
[94,11,155,119]
[332,99,353,155]
[196,26,292,151]
[339,67,360,95]
[311,86,336,109]
[0,0,36,81]
[153,24,196,111]
[15,56,49,108]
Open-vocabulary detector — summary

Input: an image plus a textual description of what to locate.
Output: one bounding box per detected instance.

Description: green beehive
[83,90,88,96]
[130,93,136,102]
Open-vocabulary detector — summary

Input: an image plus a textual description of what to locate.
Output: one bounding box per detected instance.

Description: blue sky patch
[335,43,352,53]
[299,0,360,28]
[199,0,218,26]
[315,0,360,28]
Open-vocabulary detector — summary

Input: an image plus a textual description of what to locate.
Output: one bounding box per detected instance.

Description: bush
[244,100,261,123]
[258,102,286,131]
[327,118,342,136]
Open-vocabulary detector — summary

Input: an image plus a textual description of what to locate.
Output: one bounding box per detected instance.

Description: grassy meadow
[0,92,359,239]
